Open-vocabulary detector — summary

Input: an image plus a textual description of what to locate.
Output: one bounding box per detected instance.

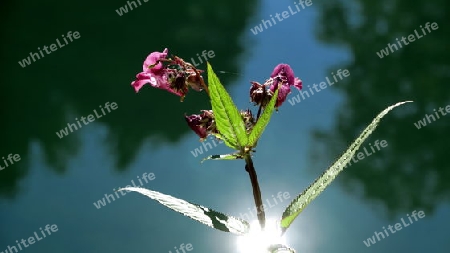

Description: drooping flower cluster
[131,49,302,141]
[183,64,301,140]
[131,48,206,101]
[250,63,302,108]
[184,110,217,141]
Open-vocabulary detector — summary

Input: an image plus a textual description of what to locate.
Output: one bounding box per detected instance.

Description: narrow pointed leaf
[207,62,248,149]
[280,101,413,234]
[247,87,279,147]
[201,153,244,163]
[119,187,250,235]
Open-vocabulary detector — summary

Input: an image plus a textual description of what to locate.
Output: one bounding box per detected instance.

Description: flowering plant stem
[128,50,413,252]
[244,154,265,229]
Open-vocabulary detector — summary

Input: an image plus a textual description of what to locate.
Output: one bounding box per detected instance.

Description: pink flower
[269,64,302,107]
[185,110,216,140]
[131,48,171,93]
[131,48,207,101]
[250,63,302,108]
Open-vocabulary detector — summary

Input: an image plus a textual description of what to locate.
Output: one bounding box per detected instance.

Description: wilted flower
[250,63,302,108]
[241,109,256,134]
[185,110,217,140]
[249,81,273,108]
[131,48,206,101]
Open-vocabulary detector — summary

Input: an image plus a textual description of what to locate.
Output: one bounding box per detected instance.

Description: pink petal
[293,77,303,90]
[275,84,292,107]
[143,48,169,72]
[131,72,157,92]
[185,114,208,139]
[131,79,151,93]
[271,63,295,86]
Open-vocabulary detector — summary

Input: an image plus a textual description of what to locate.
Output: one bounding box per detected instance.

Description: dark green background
[1,0,449,252]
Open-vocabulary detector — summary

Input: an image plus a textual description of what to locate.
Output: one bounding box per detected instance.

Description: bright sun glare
[236,218,287,253]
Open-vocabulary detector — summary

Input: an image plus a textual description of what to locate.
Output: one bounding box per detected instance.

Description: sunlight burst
[236,218,288,253]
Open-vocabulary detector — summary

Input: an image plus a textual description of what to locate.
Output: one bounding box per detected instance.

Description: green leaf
[119,187,250,235]
[247,87,279,147]
[207,62,248,150]
[280,101,413,234]
[201,153,244,163]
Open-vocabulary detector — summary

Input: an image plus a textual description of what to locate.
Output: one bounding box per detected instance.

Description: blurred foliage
[312,0,450,216]
[0,0,257,198]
